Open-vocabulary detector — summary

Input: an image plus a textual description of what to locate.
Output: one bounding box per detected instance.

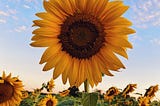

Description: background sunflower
[38,95,58,106]
[0,71,24,106]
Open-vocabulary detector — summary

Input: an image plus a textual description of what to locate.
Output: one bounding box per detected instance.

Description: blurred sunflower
[46,78,55,92]
[59,90,70,97]
[68,86,79,97]
[144,85,158,99]
[104,87,119,102]
[21,90,29,99]
[39,95,58,106]
[138,96,150,106]
[0,71,24,106]
[122,84,137,97]
[31,0,135,87]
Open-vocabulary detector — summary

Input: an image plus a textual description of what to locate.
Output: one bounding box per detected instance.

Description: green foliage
[20,98,34,106]
[150,100,160,106]
[82,92,98,106]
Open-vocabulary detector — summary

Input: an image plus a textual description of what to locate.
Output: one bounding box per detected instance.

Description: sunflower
[122,84,137,97]
[21,90,29,99]
[31,0,135,87]
[144,85,158,99]
[138,96,150,106]
[46,78,55,92]
[68,86,79,97]
[59,90,70,97]
[0,71,24,106]
[39,95,58,106]
[104,87,119,102]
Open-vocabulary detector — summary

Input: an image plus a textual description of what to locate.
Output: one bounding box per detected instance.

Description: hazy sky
[0,0,160,98]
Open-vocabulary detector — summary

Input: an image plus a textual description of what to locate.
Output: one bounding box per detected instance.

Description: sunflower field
[0,71,159,106]
[1,0,160,106]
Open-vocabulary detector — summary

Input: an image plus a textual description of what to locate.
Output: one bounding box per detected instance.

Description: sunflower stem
[84,80,89,93]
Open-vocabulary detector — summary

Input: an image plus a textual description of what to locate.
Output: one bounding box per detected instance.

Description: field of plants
[20,80,160,106]
[1,71,159,106]
[19,78,160,106]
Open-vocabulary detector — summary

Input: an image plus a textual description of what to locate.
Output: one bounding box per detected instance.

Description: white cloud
[0,19,6,23]
[23,5,30,9]
[150,38,160,45]
[8,9,17,14]
[14,26,27,32]
[130,0,160,28]
[0,10,9,16]
[12,16,18,20]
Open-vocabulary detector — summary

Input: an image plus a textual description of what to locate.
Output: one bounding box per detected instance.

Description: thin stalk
[84,80,89,93]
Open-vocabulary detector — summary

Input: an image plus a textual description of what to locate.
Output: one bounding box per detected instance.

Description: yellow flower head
[47,78,55,92]
[0,71,24,106]
[104,87,120,101]
[32,88,42,97]
[39,95,58,106]
[59,90,70,97]
[138,96,150,106]
[144,85,159,99]
[22,91,29,99]
[122,84,137,97]
[31,0,135,87]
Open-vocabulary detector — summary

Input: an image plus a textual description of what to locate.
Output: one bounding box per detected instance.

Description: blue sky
[0,0,160,97]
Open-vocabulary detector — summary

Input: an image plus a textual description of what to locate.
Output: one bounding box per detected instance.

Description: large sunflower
[31,0,135,87]
[0,71,24,106]
[38,95,58,106]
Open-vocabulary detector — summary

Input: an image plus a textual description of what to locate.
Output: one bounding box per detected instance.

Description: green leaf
[82,92,98,106]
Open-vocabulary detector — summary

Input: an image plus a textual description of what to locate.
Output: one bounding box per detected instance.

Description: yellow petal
[105,27,135,35]
[85,0,96,14]
[69,58,79,86]
[101,46,125,68]
[105,36,133,49]
[106,44,128,59]
[85,59,94,87]
[35,12,62,24]
[91,56,102,82]
[2,71,6,79]
[53,52,70,79]
[30,38,59,47]
[43,51,64,71]
[78,59,86,86]
[94,55,114,76]
[93,0,108,16]
[97,52,121,71]
[103,6,129,22]
[32,27,60,37]
[99,1,123,20]
[40,44,61,64]
[104,17,132,28]
[51,0,74,16]
[33,20,60,28]
[75,0,87,13]
[43,0,66,21]
[62,56,73,84]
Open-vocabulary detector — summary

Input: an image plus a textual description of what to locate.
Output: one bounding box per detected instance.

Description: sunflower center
[46,100,54,106]
[59,13,105,59]
[0,81,14,103]
[108,90,115,96]
[70,22,98,46]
